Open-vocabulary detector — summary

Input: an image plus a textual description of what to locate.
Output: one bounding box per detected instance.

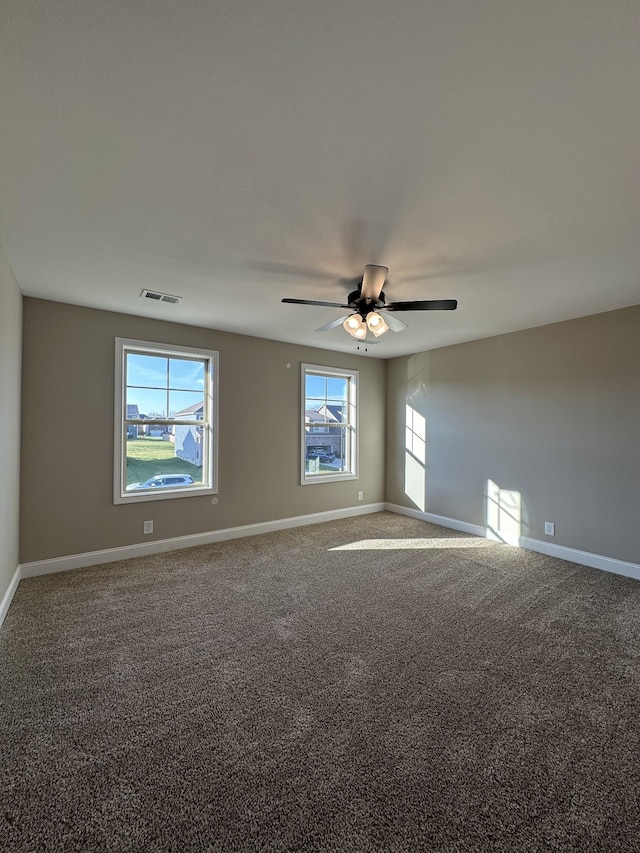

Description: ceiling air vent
[141,289,182,305]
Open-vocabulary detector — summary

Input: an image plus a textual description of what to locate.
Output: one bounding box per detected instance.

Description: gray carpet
[2,512,640,852]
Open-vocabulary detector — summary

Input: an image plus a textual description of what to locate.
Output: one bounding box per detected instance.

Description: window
[114,339,218,503]
[302,364,357,484]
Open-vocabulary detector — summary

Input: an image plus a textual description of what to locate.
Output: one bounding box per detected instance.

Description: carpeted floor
[2,512,640,852]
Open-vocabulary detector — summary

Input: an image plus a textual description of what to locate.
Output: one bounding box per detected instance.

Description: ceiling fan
[281,265,457,340]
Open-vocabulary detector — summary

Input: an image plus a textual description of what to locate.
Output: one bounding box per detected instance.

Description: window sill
[301,473,357,486]
[114,485,217,505]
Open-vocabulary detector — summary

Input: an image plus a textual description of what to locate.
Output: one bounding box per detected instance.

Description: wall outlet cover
[544,522,555,536]
[143,520,154,534]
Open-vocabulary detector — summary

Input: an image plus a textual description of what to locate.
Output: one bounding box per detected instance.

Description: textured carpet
[2,512,640,852]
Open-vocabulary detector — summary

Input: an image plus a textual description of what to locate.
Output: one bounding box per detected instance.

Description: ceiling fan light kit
[347,318,367,339]
[366,312,388,337]
[343,313,371,340]
[281,263,457,342]
[343,314,363,333]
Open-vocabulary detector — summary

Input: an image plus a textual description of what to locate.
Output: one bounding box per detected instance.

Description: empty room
[1,1,640,851]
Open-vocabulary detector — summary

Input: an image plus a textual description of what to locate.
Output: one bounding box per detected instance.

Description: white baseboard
[385,502,640,582]
[0,565,20,628]
[19,502,386,579]
[519,537,640,582]
[16,499,640,588]
[386,503,488,538]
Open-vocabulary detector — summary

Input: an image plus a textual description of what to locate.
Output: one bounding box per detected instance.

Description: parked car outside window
[126,475,195,491]
[306,449,335,463]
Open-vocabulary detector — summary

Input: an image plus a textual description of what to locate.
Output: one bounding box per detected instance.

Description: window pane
[327,377,347,399]
[169,358,205,391]
[302,365,356,483]
[170,391,205,418]
[117,340,218,504]
[127,354,168,388]
[125,434,204,489]
[304,425,349,475]
[126,387,167,418]
[305,374,326,398]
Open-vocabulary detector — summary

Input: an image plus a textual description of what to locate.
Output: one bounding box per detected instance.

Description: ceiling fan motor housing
[348,288,386,315]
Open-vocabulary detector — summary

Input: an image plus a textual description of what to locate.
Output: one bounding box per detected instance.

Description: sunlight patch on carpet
[329,537,492,550]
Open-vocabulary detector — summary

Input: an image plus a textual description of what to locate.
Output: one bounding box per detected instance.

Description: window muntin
[302,364,357,484]
[114,339,218,503]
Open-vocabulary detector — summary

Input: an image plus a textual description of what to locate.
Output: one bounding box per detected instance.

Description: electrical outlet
[143,520,153,535]
[544,522,555,536]
[357,491,363,501]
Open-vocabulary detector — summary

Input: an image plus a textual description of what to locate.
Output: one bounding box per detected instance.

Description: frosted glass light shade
[366,312,388,337]
[343,314,366,338]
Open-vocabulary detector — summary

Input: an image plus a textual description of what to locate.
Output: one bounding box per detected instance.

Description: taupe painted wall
[386,305,640,565]
[21,299,386,563]
[0,253,22,604]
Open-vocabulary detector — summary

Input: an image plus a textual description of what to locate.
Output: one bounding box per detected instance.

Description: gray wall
[386,305,640,565]
[0,252,22,605]
[20,298,386,563]
[18,296,640,569]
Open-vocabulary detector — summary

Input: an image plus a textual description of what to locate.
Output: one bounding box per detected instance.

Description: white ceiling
[2,0,640,358]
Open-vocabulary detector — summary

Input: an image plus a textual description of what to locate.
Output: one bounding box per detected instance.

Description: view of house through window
[302,364,357,483]
[114,339,218,502]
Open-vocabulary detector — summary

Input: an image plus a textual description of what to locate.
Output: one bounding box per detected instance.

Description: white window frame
[301,363,358,485]
[114,338,218,504]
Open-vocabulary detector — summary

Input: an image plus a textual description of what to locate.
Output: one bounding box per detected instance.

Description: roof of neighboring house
[317,404,346,423]
[305,405,346,425]
[174,401,204,416]
[126,404,139,418]
[305,409,326,424]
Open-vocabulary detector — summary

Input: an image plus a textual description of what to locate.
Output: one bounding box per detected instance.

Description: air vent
[141,289,182,304]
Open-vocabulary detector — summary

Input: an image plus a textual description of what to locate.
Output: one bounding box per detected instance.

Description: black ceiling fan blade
[315,315,352,332]
[281,298,351,308]
[384,299,458,312]
[382,313,409,332]
[361,264,388,301]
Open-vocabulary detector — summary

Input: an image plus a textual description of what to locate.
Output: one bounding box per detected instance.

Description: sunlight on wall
[405,405,426,463]
[330,537,492,551]
[486,479,522,545]
[404,405,426,511]
[404,454,425,511]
